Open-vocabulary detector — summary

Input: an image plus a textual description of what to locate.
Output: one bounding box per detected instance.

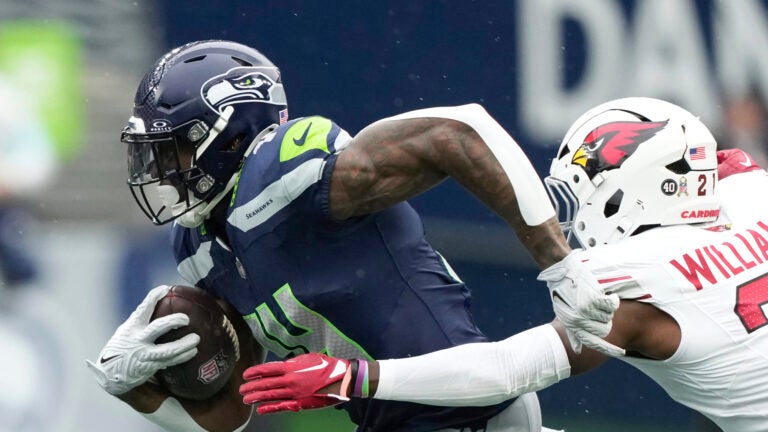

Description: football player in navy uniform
[87,40,615,432]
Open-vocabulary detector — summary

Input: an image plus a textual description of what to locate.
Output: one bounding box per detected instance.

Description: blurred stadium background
[1,0,765,430]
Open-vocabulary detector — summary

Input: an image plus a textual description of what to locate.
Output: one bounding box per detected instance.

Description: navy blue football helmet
[122,40,288,226]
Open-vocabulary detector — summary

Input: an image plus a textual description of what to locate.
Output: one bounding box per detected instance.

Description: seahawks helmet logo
[202,67,287,113]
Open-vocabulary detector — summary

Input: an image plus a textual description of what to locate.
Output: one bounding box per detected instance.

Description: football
[151,285,240,401]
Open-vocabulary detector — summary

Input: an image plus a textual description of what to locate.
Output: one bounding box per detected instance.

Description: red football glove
[240,353,351,414]
[717,148,762,180]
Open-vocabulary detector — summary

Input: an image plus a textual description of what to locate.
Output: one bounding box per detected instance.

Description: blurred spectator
[0,74,56,291]
[718,89,768,168]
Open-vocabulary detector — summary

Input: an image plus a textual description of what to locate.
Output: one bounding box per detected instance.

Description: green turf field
[268,409,692,432]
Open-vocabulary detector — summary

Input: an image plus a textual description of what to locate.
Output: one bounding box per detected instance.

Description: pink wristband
[352,359,370,398]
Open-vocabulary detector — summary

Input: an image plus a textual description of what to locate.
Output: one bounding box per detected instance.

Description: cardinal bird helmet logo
[572,120,668,179]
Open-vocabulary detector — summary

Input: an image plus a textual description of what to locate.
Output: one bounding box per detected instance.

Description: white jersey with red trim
[572,170,768,432]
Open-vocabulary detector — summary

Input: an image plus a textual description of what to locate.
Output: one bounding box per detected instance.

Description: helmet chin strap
[176,174,238,228]
[195,106,234,159]
[157,184,181,209]
[176,124,279,229]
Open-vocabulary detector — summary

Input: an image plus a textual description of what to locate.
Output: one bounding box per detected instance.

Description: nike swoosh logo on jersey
[293,122,313,146]
[295,357,328,373]
[740,151,752,167]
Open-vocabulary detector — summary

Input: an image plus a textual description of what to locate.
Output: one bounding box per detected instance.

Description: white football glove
[537,251,625,357]
[86,285,200,395]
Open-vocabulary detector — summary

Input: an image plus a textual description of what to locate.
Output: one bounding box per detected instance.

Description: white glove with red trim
[538,251,625,357]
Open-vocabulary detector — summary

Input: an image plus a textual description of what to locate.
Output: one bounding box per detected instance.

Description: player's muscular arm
[330,111,568,268]
[116,381,170,413]
[555,300,682,375]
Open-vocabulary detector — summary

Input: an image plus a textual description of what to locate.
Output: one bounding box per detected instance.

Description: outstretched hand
[240,353,352,414]
[538,251,625,357]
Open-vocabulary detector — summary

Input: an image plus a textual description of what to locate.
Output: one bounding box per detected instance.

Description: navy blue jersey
[172,116,512,431]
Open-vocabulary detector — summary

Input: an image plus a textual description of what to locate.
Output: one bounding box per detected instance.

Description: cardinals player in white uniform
[238,98,768,432]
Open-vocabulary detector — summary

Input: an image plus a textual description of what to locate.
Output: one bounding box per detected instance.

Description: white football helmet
[545,97,720,248]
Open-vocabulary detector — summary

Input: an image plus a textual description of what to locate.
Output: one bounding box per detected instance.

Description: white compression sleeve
[374,324,571,406]
[140,397,251,432]
[377,104,555,226]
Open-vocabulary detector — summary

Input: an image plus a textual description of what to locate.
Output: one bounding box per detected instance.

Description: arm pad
[374,324,570,406]
[380,104,555,226]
